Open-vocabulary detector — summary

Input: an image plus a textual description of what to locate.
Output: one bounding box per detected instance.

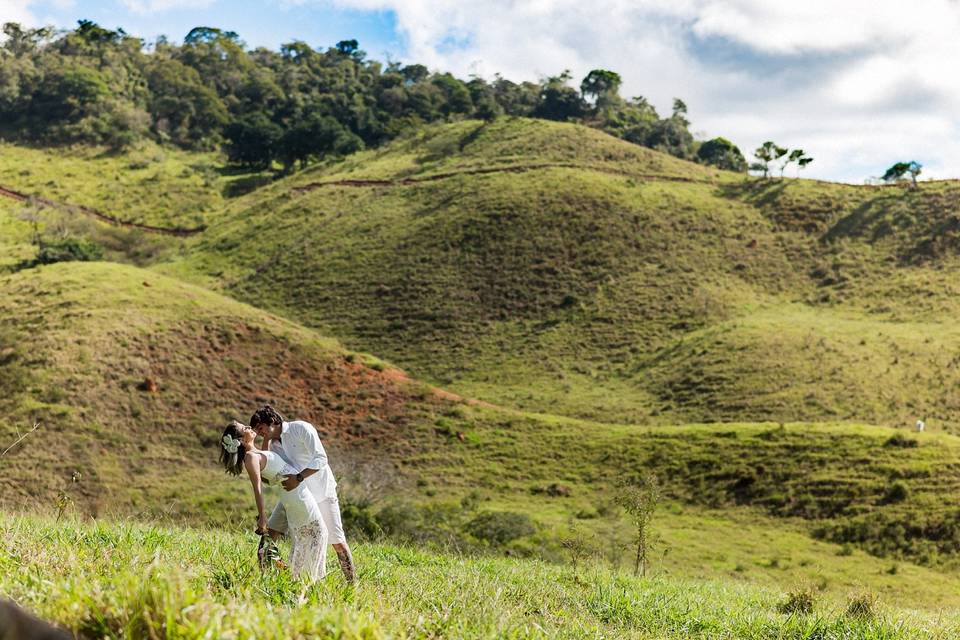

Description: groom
[250,404,355,583]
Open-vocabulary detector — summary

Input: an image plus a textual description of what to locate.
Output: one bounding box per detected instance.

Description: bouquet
[257,534,286,570]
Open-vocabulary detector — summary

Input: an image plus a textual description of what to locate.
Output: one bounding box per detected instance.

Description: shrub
[340,498,383,540]
[697,137,747,172]
[884,433,918,448]
[777,585,817,615]
[883,481,909,504]
[531,483,572,497]
[845,591,878,619]
[35,237,104,265]
[376,503,422,540]
[374,501,472,549]
[433,417,454,437]
[465,511,535,545]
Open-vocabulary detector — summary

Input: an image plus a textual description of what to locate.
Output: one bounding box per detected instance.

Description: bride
[219,420,328,580]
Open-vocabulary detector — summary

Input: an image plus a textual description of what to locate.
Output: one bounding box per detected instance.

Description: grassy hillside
[0,263,960,566]
[0,199,34,270]
[4,514,957,639]
[159,117,960,428]
[9,262,960,583]
[0,141,270,229]
[0,141,273,271]
[0,261,434,521]
[320,117,725,182]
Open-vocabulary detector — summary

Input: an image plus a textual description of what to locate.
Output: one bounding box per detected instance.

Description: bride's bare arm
[243,452,268,533]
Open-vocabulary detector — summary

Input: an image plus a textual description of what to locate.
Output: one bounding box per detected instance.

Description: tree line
[0,21,750,172]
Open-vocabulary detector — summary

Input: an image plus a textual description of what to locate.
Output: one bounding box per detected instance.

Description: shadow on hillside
[904,215,960,263]
[412,192,460,218]
[458,122,490,152]
[223,174,275,198]
[821,193,906,244]
[715,179,788,207]
[214,164,278,197]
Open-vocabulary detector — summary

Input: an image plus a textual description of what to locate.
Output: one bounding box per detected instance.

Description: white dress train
[261,450,329,580]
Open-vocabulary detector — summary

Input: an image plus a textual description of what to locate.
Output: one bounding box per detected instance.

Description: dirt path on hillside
[0,185,205,237]
[0,162,710,235]
[291,162,713,193]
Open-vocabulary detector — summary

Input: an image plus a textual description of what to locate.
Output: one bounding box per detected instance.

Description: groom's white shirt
[270,420,337,500]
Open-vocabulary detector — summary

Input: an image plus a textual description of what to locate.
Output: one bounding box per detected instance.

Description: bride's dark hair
[219,421,247,476]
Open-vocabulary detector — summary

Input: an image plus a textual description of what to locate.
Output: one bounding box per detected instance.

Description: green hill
[0,142,254,229]
[0,261,432,521]
[160,117,960,427]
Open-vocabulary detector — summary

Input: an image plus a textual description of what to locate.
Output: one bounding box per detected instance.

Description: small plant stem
[0,422,41,458]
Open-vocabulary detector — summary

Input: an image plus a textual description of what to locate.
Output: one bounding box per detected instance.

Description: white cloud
[321,0,960,182]
[118,0,216,13]
[0,0,38,26]
[0,0,72,28]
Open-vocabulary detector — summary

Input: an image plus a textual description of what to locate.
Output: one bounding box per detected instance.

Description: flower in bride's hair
[222,434,240,453]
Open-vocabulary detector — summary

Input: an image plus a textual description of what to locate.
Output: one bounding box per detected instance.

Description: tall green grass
[2,514,955,639]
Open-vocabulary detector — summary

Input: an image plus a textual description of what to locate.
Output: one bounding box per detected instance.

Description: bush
[465,511,535,545]
[340,498,383,540]
[884,433,918,448]
[531,483,572,498]
[845,591,878,619]
[374,501,471,549]
[35,237,104,265]
[376,503,422,540]
[777,585,817,615]
[883,481,909,504]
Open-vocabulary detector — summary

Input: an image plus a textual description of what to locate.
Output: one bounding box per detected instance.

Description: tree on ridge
[883,161,922,188]
[752,141,787,179]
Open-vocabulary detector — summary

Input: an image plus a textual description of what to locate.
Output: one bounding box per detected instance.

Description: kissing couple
[218,405,355,583]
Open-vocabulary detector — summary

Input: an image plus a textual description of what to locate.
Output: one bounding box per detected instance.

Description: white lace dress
[261,450,329,580]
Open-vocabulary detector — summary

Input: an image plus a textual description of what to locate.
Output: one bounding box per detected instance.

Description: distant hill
[161,117,960,428]
[0,261,429,522]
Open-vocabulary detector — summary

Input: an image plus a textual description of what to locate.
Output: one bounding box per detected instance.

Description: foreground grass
[2,514,956,639]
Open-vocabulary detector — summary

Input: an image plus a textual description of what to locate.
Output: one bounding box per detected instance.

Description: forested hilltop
[0,20,747,172]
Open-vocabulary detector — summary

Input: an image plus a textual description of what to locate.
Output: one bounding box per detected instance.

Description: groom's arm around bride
[250,405,356,583]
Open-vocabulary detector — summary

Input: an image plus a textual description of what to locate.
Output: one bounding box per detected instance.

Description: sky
[2,0,958,183]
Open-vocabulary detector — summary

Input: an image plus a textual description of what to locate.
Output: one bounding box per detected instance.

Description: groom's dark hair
[250,405,285,429]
